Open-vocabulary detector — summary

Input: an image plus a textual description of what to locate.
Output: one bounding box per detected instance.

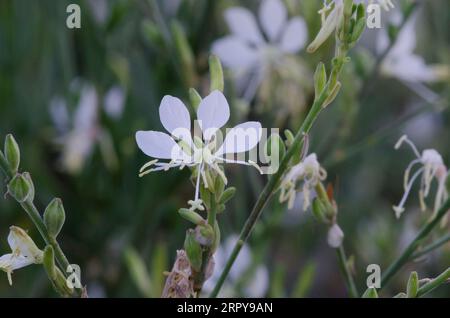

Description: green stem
[411,233,450,260]
[336,245,358,298]
[209,51,349,298]
[416,267,450,298]
[380,198,450,289]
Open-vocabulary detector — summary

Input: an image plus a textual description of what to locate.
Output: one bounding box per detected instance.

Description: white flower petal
[0,254,34,271]
[259,0,287,42]
[74,84,98,130]
[215,121,262,156]
[135,130,184,160]
[280,17,308,53]
[212,36,259,70]
[7,227,42,261]
[327,224,344,248]
[103,85,125,120]
[225,7,264,45]
[159,95,192,141]
[197,91,230,141]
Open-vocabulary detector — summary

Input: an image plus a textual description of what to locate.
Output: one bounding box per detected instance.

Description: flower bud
[44,198,66,238]
[323,81,341,108]
[350,17,366,43]
[312,198,327,223]
[7,174,32,202]
[178,208,205,225]
[43,245,57,280]
[4,134,20,174]
[219,187,236,205]
[209,55,224,92]
[184,229,203,272]
[284,129,295,147]
[407,271,419,298]
[314,62,327,99]
[189,88,202,111]
[327,223,344,248]
[362,287,378,298]
[22,172,35,202]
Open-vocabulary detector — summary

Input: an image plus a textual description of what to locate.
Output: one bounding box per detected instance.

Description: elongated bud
[211,220,220,254]
[214,174,226,197]
[43,245,57,280]
[44,198,66,238]
[184,229,202,272]
[219,187,236,205]
[178,208,205,225]
[323,81,341,108]
[4,134,20,174]
[312,198,327,223]
[362,287,378,298]
[314,62,327,99]
[189,88,202,111]
[171,21,196,87]
[284,129,295,147]
[209,55,224,92]
[351,17,365,43]
[22,172,35,202]
[407,271,419,298]
[8,174,32,202]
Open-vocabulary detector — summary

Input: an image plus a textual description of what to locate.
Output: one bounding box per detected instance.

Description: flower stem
[380,198,450,289]
[411,233,450,260]
[416,267,450,298]
[209,50,349,298]
[336,245,358,298]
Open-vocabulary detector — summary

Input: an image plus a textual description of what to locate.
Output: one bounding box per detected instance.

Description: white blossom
[212,0,307,99]
[327,223,344,248]
[279,153,327,210]
[136,90,262,211]
[393,135,448,218]
[0,226,43,285]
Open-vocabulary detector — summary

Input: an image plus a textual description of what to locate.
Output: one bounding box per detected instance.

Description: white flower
[307,0,344,53]
[136,90,262,210]
[378,13,449,83]
[0,226,43,285]
[327,223,344,248]
[279,153,327,210]
[212,0,307,99]
[50,81,123,174]
[393,135,448,218]
[201,235,269,298]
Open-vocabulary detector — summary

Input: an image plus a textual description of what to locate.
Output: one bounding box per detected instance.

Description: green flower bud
[7,174,32,202]
[362,287,378,298]
[218,187,236,205]
[313,62,327,99]
[4,134,20,174]
[214,175,225,197]
[356,3,365,21]
[407,271,419,298]
[284,129,295,148]
[211,220,220,254]
[178,208,205,225]
[189,88,202,111]
[312,198,327,223]
[22,172,35,202]
[184,229,203,272]
[351,17,366,43]
[323,81,341,108]
[44,198,66,238]
[43,245,57,280]
[209,55,224,92]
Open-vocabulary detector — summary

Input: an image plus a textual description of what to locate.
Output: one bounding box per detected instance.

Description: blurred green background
[0,0,449,297]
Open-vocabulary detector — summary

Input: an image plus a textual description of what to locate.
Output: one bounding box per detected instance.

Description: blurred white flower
[50,81,122,174]
[0,226,43,285]
[103,85,126,120]
[202,235,269,298]
[393,135,448,218]
[136,90,262,211]
[212,0,307,99]
[327,223,344,248]
[378,13,449,83]
[279,153,327,210]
